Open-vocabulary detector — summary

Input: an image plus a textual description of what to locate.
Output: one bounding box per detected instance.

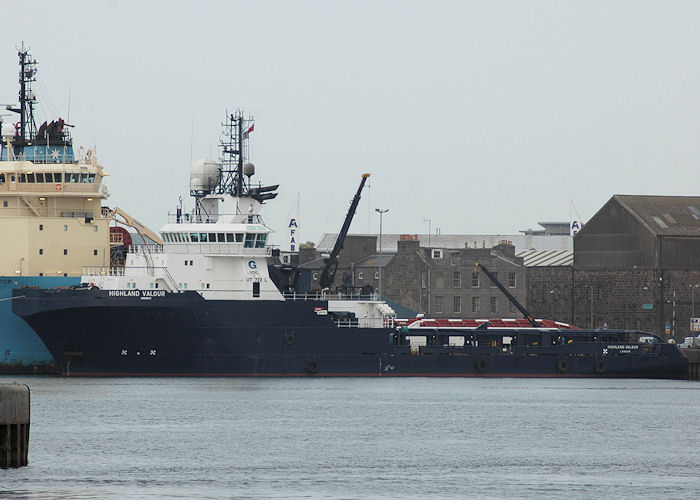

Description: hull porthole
[475,357,488,373]
[556,357,569,374]
[594,358,605,374]
[305,359,318,374]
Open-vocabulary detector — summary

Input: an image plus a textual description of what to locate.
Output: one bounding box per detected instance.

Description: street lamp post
[691,284,700,346]
[375,208,389,299]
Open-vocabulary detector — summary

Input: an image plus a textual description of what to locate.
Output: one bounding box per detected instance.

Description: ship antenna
[5,43,38,145]
[217,110,254,197]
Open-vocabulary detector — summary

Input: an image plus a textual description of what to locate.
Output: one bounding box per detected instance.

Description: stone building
[382,235,527,318]
[298,235,381,292]
[527,195,700,338]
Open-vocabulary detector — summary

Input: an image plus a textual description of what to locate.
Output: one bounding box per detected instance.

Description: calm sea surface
[1,376,699,499]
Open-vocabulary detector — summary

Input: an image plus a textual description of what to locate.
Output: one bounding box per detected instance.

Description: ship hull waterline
[13,289,688,379]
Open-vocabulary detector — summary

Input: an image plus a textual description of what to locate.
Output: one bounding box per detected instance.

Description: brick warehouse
[527,195,700,339]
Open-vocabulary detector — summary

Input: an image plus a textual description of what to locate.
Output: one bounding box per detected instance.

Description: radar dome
[1,122,16,139]
[190,159,221,193]
[243,163,255,178]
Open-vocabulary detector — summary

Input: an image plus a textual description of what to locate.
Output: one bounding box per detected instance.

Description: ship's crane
[107,207,164,246]
[318,173,370,290]
[475,262,540,327]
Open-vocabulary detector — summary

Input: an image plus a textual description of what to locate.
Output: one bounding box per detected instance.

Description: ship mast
[218,110,254,197]
[8,44,38,145]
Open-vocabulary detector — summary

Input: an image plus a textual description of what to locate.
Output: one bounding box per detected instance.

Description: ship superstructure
[0,45,112,279]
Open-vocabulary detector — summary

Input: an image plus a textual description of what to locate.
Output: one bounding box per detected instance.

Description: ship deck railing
[167,212,265,224]
[282,292,380,301]
[334,317,397,329]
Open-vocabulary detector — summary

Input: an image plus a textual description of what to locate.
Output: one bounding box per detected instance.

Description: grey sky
[2,1,698,247]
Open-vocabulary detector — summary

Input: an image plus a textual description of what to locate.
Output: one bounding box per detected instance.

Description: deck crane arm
[318,173,370,290]
[475,262,539,327]
[108,207,164,246]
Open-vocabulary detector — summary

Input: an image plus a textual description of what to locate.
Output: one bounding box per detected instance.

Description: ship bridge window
[199,233,208,242]
[190,233,199,242]
[235,233,244,243]
[217,233,225,242]
[43,173,52,182]
[80,173,88,183]
[53,172,62,182]
[35,173,44,182]
[88,173,96,183]
[226,233,234,243]
[26,173,35,183]
[208,233,216,242]
[255,234,267,248]
[19,174,26,182]
[244,233,256,248]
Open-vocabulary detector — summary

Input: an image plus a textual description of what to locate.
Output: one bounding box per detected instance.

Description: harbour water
[1,376,699,499]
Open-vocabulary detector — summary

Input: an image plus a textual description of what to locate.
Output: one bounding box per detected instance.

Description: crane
[475,262,539,327]
[318,173,370,290]
[107,207,164,246]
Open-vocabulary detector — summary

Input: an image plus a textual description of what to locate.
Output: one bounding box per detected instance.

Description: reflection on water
[2,376,700,499]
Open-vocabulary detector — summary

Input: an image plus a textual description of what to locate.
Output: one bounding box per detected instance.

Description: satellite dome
[243,163,255,178]
[1,122,16,139]
[190,159,221,192]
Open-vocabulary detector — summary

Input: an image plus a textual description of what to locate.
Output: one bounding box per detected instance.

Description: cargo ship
[12,112,688,378]
[0,45,158,373]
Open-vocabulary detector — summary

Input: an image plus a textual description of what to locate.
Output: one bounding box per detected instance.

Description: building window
[64,225,68,231]
[39,224,43,231]
[435,295,443,313]
[94,226,98,232]
[421,271,426,288]
[472,296,480,313]
[313,273,318,280]
[39,249,43,255]
[184,260,188,266]
[2,201,7,207]
[374,272,379,280]
[453,271,461,287]
[358,272,363,280]
[189,260,193,266]
[431,249,443,259]
[472,271,479,288]
[508,272,516,288]
[93,249,98,256]
[490,272,498,287]
[453,296,461,314]
[490,296,498,313]
[63,249,68,255]
[63,273,67,277]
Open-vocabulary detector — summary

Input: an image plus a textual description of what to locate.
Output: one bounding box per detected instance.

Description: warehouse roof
[517,249,573,267]
[614,195,700,237]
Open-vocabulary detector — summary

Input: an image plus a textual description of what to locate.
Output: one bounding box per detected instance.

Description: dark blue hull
[13,288,688,378]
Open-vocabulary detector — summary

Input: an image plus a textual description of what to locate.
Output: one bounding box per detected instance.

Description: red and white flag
[242,123,254,139]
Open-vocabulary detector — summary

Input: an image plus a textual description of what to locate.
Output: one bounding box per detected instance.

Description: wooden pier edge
[0,383,30,468]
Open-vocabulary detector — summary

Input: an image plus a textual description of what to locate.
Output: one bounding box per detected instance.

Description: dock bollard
[0,383,30,468]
